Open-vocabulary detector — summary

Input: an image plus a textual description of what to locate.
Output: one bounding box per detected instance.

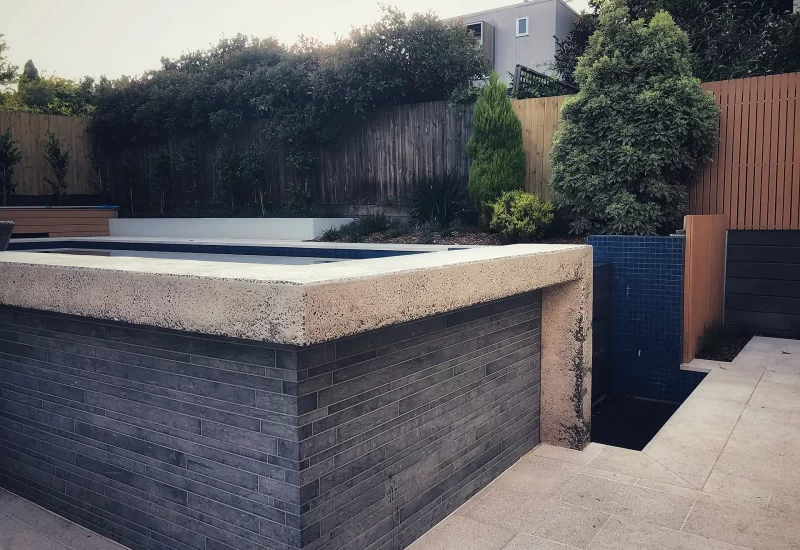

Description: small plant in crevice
[43,130,71,204]
[561,312,591,450]
[0,128,22,206]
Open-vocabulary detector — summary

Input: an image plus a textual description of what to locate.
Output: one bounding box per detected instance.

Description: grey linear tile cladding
[0,291,541,550]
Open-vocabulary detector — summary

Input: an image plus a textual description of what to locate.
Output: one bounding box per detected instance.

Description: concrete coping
[0,244,591,346]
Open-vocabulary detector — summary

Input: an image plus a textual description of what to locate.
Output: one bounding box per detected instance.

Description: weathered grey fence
[106,101,475,210]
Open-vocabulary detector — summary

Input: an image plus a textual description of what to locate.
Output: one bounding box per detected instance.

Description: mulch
[351,230,588,247]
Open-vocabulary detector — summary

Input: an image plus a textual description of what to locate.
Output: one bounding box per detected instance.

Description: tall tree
[551,0,719,235]
[554,0,800,83]
[0,34,17,87]
[466,72,526,215]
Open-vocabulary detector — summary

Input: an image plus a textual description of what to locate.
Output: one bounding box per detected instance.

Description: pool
[7,238,466,264]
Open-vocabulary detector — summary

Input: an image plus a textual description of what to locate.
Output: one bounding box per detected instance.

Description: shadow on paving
[591,394,680,451]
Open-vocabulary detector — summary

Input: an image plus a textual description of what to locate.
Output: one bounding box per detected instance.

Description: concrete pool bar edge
[0,244,592,549]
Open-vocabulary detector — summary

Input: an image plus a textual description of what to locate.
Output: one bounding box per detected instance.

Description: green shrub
[387,218,412,238]
[0,128,22,206]
[407,173,465,226]
[416,221,437,244]
[357,211,389,234]
[489,191,554,242]
[43,131,70,204]
[324,212,390,243]
[550,0,719,236]
[466,72,526,213]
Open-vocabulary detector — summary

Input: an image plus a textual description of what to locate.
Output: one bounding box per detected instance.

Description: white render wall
[109,218,354,241]
[453,0,578,83]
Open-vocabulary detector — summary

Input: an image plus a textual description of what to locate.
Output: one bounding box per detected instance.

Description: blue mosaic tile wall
[589,235,705,402]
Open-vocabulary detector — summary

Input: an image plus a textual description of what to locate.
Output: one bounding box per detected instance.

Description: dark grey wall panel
[0,306,302,550]
[726,230,800,338]
[295,291,542,550]
[0,291,543,550]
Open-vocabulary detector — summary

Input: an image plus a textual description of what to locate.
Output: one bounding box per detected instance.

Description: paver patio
[0,336,798,549]
[410,336,800,550]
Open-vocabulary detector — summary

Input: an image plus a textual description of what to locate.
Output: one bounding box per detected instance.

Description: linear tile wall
[0,307,302,550]
[294,291,542,550]
[0,290,543,550]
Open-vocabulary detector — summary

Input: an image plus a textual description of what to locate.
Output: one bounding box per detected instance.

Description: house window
[516,17,529,37]
[466,22,484,45]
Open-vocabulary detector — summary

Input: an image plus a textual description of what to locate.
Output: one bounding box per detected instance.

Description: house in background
[448,0,579,83]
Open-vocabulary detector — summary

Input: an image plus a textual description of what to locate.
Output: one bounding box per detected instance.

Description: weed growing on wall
[562,313,591,450]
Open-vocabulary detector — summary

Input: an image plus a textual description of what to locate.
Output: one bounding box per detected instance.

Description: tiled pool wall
[0,291,542,550]
[589,236,704,402]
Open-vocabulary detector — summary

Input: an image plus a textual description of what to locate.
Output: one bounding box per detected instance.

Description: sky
[2,0,591,81]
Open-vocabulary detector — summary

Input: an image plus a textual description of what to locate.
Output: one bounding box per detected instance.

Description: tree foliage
[91,8,489,170]
[551,0,719,235]
[489,190,554,242]
[43,131,71,203]
[465,72,526,211]
[0,129,23,206]
[554,0,800,83]
[0,35,17,88]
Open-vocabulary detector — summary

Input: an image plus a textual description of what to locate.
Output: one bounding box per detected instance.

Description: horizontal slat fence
[691,72,800,229]
[0,111,93,197]
[682,215,728,362]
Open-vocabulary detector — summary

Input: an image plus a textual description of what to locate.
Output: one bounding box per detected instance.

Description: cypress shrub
[551,0,719,235]
[466,72,526,213]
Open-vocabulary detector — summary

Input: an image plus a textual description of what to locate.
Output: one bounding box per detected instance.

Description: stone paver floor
[0,486,125,550]
[410,336,800,550]
[1,336,798,549]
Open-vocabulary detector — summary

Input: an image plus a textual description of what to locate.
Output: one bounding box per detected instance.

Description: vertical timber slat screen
[683,214,728,362]
[512,95,567,202]
[691,72,800,229]
[0,110,94,196]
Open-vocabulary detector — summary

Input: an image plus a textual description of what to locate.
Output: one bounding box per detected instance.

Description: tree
[22,60,39,81]
[149,150,172,214]
[0,35,18,88]
[90,9,490,169]
[465,72,526,215]
[550,0,719,235]
[554,0,800,83]
[43,131,71,204]
[0,129,23,206]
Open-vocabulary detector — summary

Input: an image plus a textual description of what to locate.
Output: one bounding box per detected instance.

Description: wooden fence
[691,72,800,229]
[513,96,567,202]
[4,71,798,218]
[0,111,93,197]
[682,214,728,362]
[0,206,117,237]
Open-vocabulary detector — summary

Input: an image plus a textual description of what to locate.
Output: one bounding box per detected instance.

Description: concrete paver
[411,336,800,550]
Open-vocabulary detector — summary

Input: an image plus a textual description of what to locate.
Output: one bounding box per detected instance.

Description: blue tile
[588,235,702,402]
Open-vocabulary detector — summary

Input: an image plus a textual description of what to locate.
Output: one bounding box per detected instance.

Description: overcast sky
[3,0,591,81]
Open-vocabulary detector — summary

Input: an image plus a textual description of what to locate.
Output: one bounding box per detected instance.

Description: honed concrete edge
[0,245,592,347]
[0,244,593,450]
